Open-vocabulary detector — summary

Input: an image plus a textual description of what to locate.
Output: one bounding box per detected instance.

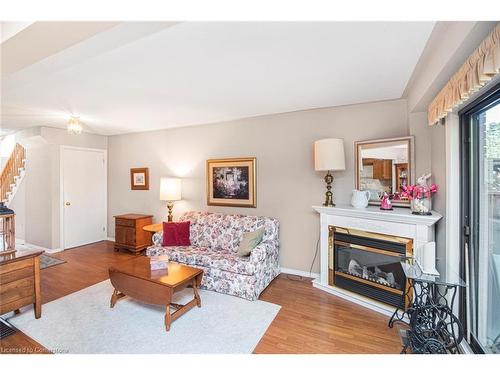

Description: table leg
[34,256,41,319]
[193,283,201,308]
[110,289,125,308]
[165,305,171,331]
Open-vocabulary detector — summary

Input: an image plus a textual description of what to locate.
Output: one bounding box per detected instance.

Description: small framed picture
[206,157,256,207]
[130,168,149,190]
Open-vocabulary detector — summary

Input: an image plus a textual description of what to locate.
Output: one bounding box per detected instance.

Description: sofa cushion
[162,221,191,246]
[147,246,257,276]
[237,227,265,257]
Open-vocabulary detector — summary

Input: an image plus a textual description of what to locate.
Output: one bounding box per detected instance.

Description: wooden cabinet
[114,214,153,253]
[395,163,409,191]
[0,250,42,318]
[372,159,392,180]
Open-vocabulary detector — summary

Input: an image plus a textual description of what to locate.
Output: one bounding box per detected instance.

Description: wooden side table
[143,223,162,233]
[143,223,163,243]
[0,250,43,318]
[114,214,153,253]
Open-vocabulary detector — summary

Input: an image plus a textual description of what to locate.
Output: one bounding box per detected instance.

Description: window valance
[428,23,500,126]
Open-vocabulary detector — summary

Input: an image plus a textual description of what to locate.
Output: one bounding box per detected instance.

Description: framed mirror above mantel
[354,136,415,207]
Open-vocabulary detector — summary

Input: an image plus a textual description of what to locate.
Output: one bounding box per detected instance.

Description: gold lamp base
[166,202,174,222]
[323,171,335,207]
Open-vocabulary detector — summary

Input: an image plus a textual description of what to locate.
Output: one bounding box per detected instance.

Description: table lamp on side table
[314,138,346,206]
[160,177,182,222]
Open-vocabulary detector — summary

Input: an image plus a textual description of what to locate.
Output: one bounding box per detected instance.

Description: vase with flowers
[402,173,438,215]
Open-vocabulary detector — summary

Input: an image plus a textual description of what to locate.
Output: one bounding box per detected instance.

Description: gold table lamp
[160,177,182,222]
[314,138,346,206]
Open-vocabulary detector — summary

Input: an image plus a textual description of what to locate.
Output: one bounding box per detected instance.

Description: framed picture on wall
[130,168,149,190]
[206,157,256,207]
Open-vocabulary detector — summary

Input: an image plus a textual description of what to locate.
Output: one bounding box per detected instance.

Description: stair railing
[0,143,26,202]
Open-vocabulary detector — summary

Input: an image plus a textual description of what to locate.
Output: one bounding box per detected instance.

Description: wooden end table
[0,250,43,319]
[108,257,203,331]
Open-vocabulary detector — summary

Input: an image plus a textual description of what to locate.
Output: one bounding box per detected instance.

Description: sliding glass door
[461,85,500,354]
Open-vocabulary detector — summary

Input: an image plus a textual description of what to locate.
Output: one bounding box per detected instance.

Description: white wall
[12,126,108,250]
[108,99,409,273]
[8,174,26,241]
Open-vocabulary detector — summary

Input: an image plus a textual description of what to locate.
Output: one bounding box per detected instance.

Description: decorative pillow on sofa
[237,227,265,257]
[162,221,191,246]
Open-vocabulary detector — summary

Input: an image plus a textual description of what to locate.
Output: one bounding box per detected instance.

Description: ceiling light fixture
[67,116,82,135]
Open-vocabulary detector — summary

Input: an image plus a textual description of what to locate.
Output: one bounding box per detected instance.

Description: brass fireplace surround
[328,226,414,308]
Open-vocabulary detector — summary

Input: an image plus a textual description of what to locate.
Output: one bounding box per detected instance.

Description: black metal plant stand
[388,260,466,354]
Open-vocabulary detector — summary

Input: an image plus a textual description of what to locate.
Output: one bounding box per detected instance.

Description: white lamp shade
[314,138,346,171]
[160,177,182,201]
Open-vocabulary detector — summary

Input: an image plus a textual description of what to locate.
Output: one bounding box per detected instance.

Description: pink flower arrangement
[401,184,438,200]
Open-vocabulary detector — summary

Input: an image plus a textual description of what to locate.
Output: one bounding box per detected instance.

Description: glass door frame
[459,80,500,354]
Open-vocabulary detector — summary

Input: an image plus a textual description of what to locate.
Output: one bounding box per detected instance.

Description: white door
[62,147,106,249]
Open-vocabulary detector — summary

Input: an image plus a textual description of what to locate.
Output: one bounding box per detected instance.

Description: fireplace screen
[336,246,404,290]
[329,226,413,308]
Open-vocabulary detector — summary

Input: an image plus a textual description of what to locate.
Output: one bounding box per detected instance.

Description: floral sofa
[146,211,280,300]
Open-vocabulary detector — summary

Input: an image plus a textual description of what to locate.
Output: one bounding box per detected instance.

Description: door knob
[65,202,71,206]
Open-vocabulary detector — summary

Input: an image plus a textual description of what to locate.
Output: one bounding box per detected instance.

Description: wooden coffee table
[108,257,203,331]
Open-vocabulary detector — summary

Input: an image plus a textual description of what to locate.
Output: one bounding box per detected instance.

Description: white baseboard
[107,237,115,242]
[280,267,319,279]
[21,242,63,254]
[44,247,63,254]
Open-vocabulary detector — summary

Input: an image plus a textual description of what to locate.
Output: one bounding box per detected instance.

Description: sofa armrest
[249,240,278,264]
[152,231,163,246]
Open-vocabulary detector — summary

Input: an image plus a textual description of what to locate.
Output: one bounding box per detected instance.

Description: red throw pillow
[162,221,191,246]
[162,222,177,246]
[175,221,191,246]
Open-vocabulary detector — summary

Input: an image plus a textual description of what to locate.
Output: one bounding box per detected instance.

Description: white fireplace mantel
[313,205,442,227]
[312,204,442,316]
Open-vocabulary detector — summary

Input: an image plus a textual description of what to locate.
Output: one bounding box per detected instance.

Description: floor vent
[0,319,17,339]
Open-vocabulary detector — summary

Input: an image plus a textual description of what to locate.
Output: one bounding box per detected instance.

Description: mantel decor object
[160,177,182,222]
[354,136,415,208]
[314,138,346,207]
[379,192,393,211]
[403,173,438,216]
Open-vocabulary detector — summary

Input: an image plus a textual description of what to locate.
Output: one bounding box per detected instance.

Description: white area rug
[7,280,280,354]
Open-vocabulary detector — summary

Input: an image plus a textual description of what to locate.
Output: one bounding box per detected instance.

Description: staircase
[0,143,26,205]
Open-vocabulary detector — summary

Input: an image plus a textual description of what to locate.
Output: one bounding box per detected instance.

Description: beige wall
[429,123,447,267]
[408,111,447,265]
[108,99,408,273]
[409,112,432,177]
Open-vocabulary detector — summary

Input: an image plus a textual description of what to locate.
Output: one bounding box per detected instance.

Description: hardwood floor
[0,241,401,354]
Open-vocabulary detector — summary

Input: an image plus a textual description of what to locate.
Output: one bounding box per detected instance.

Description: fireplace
[328,226,413,308]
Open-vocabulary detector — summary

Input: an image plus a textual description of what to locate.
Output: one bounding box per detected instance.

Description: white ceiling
[1,22,435,136]
[0,22,33,43]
